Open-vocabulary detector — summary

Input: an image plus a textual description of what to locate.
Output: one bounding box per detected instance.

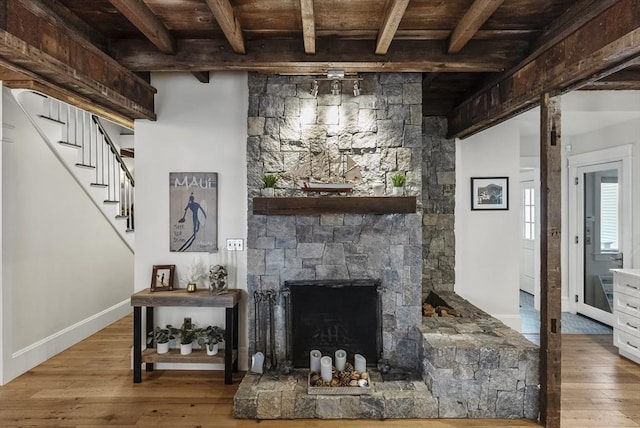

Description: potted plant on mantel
[261,173,279,197]
[390,171,406,196]
[197,325,226,355]
[147,325,178,355]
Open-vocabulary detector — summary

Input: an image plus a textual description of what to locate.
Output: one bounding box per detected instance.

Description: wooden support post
[539,93,562,427]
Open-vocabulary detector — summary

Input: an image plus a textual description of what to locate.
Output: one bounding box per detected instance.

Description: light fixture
[327,69,345,80]
[331,79,341,96]
[353,80,361,97]
[310,80,319,97]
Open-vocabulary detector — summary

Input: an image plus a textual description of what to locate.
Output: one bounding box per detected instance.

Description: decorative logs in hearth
[309,361,370,388]
[422,303,462,317]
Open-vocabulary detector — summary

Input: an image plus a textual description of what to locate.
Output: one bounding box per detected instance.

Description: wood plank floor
[0,316,638,427]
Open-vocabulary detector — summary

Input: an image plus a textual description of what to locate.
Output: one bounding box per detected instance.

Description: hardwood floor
[0,316,638,427]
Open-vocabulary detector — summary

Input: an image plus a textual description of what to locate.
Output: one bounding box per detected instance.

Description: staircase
[11,89,135,251]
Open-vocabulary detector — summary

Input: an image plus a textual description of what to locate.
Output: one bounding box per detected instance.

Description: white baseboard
[3,299,131,385]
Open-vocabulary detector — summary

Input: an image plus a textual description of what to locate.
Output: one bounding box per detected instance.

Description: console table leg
[133,306,142,383]
[232,303,239,372]
[225,306,235,384]
[145,307,154,372]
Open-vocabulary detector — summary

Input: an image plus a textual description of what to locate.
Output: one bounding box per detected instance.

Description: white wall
[1,87,133,384]
[134,72,249,370]
[456,121,522,330]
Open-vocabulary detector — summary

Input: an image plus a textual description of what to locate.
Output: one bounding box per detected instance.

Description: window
[523,188,535,240]
[599,179,618,252]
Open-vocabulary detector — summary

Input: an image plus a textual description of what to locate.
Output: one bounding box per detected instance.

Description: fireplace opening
[285,279,382,368]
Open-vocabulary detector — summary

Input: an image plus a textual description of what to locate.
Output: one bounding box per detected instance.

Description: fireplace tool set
[251,289,291,374]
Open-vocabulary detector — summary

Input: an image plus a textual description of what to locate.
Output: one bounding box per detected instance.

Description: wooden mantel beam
[448,0,637,139]
[300,0,316,54]
[375,0,410,55]
[112,38,528,74]
[0,0,156,121]
[448,0,504,54]
[107,0,176,54]
[204,0,246,54]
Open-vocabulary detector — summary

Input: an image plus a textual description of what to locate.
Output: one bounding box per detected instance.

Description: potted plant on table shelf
[261,174,278,197]
[147,325,178,355]
[390,171,406,196]
[178,320,199,355]
[197,325,226,355]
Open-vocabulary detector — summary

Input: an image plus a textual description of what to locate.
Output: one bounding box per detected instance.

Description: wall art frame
[151,264,175,292]
[169,172,218,252]
[470,177,509,211]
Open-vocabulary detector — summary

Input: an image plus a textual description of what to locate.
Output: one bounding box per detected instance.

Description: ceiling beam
[581,69,640,90]
[192,71,210,83]
[0,0,156,121]
[448,0,640,139]
[375,0,410,55]
[112,38,528,74]
[204,0,245,54]
[448,0,504,54]
[300,0,316,54]
[107,0,175,54]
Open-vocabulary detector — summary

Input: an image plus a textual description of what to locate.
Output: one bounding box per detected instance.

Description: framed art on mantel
[470,177,509,211]
[170,172,218,252]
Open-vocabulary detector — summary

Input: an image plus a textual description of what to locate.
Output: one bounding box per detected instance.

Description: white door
[569,146,632,327]
[520,174,536,295]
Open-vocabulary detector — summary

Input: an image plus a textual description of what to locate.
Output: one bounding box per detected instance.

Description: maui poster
[169,172,218,252]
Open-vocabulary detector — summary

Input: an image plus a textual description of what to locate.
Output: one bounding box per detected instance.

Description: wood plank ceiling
[0,0,638,136]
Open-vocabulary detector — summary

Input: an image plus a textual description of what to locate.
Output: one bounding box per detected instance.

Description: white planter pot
[156,341,170,355]
[392,186,404,196]
[261,187,274,197]
[206,343,219,356]
[180,342,193,355]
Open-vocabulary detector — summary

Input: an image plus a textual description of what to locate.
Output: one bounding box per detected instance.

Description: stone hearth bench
[233,291,539,420]
[421,291,539,419]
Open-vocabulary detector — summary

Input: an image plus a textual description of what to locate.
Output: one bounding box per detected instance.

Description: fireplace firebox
[284,279,382,368]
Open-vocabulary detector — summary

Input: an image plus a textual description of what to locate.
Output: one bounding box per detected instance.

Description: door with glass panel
[575,162,622,326]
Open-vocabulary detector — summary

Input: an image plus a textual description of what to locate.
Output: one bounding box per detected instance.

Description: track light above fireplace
[309,70,363,97]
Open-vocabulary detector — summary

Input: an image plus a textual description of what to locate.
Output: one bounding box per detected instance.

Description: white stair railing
[13,89,134,249]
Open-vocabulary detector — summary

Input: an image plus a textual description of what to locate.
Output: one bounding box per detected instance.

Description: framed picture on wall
[470,177,509,210]
[169,172,218,252]
[151,265,175,292]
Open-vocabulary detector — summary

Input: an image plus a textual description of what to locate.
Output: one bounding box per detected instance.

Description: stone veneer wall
[421,118,456,295]
[246,73,424,368]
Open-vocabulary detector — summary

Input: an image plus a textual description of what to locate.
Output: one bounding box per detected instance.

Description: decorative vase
[206,343,219,356]
[392,186,404,196]
[180,342,193,355]
[372,181,384,196]
[156,341,170,355]
[186,282,197,292]
[261,187,274,197]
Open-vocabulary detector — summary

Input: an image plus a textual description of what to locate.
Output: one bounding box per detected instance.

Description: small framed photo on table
[151,265,175,292]
[471,177,509,211]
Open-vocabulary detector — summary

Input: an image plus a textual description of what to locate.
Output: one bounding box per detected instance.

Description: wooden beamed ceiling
[0,0,638,136]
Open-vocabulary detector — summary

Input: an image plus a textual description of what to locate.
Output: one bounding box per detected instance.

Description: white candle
[354,354,366,373]
[320,356,333,382]
[310,350,322,373]
[335,349,347,371]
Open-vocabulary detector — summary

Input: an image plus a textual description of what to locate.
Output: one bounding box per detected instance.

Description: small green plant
[197,325,226,349]
[262,173,279,188]
[147,325,178,345]
[390,171,406,187]
[178,321,199,345]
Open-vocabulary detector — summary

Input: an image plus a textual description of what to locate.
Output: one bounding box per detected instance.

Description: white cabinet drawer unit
[612,269,640,364]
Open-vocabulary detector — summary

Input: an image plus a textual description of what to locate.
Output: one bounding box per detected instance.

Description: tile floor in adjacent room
[519,290,613,334]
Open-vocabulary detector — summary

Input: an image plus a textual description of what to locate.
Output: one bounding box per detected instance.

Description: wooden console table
[130,288,240,384]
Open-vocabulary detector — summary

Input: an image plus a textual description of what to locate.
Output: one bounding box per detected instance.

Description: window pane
[600,182,618,251]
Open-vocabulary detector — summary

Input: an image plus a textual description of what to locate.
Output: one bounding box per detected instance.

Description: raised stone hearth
[234,292,539,420]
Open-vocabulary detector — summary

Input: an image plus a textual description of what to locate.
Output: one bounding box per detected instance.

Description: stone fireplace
[240,72,538,420]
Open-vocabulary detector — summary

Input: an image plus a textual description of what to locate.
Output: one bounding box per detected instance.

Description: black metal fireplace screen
[284,279,382,368]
